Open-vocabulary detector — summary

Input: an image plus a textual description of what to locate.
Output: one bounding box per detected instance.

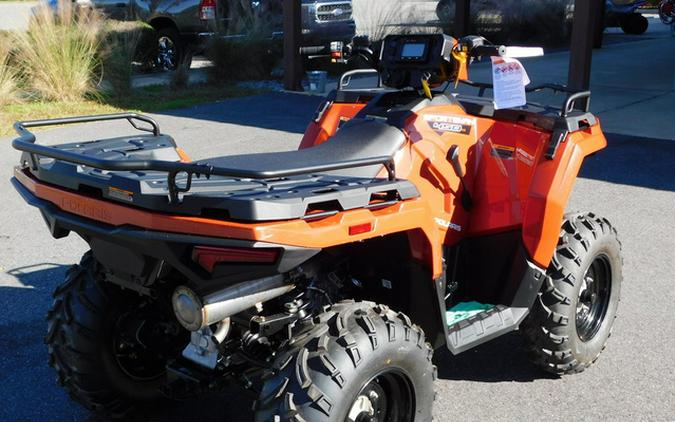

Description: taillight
[330,41,344,61]
[192,246,280,272]
[349,222,373,236]
[199,0,216,21]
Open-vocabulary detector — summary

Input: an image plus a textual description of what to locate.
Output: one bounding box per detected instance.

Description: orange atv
[11,34,622,421]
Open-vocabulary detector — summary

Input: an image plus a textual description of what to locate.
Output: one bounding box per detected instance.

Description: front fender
[522,123,607,268]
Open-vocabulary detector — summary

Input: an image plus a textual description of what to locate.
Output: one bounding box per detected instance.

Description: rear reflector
[192,246,279,272]
[349,222,373,236]
[199,0,216,20]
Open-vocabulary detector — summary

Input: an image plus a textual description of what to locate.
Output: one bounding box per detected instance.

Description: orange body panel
[176,148,192,163]
[298,103,366,149]
[522,124,606,266]
[15,167,445,277]
[15,95,606,278]
[300,100,607,270]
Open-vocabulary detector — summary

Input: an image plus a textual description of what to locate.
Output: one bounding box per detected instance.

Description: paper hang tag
[491,57,531,110]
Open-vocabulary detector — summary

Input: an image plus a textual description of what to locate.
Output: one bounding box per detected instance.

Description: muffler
[172,275,294,331]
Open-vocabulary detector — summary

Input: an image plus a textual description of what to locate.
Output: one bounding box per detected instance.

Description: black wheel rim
[346,369,414,422]
[112,308,182,382]
[576,254,612,342]
[157,36,177,71]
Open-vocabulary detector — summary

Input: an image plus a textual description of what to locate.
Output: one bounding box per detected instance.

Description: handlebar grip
[470,45,506,58]
[299,46,328,55]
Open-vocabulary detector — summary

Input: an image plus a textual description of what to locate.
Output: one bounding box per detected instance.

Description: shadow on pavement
[0,263,256,422]
[581,133,675,192]
[434,332,557,383]
[156,92,325,135]
[122,390,255,422]
[0,264,76,421]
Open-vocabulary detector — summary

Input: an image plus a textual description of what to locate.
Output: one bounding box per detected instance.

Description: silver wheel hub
[157,36,177,70]
[347,394,375,422]
[577,275,594,317]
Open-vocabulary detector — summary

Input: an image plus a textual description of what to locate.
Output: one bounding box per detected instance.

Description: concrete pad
[598,92,675,140]
[0,1,37,31]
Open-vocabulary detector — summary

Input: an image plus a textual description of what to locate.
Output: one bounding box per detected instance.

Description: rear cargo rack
[12,113,397,203]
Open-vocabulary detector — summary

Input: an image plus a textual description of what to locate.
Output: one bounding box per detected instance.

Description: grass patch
[1,84,261,137]
[0,32,21,106]
[15,1,103,101]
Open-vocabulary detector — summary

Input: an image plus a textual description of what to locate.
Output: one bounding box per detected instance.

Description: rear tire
[255,301,436,421]
[521,213,622,375]
[46,252,186,417]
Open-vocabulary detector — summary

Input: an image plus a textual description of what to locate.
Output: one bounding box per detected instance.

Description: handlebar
[458,36,543,59]
[299,46,328,56]
[469,45,507,58]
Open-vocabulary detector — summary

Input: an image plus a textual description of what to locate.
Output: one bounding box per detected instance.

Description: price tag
[491,57,531,110]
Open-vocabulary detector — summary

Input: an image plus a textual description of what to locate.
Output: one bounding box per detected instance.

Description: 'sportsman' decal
[424,115,476,136]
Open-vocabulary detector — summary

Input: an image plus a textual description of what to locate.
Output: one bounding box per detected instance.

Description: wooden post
[283,0,303,91]
[593,0,606,48]
[568,0,604,94]
[454,0,471,37]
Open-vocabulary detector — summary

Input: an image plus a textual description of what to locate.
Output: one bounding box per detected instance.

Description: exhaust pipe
[172,275,294,331]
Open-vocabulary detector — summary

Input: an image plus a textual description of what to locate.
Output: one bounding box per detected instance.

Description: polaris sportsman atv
[11,34,623,421]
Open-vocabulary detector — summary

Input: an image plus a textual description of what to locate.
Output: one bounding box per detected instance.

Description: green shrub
[100,21,157,97]
[204,1,282,83]
[222,0,282,36]
[0,33,21,106]
[499,0,572,46]
[353,0,441,43]
[15,1,103,101]
[102,20,157,66]
[353,0,405,42]
[171,53,192,90]
[206,37,281,83]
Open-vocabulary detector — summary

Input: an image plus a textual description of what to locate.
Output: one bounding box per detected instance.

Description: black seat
[204,118,406,179]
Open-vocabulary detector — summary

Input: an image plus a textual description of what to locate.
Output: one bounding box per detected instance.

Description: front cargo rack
[456,81,596,159]
[12,113,398,205]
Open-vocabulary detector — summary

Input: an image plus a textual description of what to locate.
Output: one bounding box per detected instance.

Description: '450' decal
[424,115,476,135]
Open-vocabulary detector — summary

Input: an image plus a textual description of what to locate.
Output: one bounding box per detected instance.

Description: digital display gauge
[400,43,426,59]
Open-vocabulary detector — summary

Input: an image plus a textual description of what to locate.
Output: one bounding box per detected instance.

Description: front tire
[46,252,187,417]
[156,27,191,71]
[255,301,436,421]
[521,213,623,375]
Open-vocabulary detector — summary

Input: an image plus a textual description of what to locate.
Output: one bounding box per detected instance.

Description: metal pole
[568,0,603,93]
[454,0,471,37]
[283,0,303,91]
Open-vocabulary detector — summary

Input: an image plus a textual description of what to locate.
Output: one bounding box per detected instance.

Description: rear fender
[522,124,607,268]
